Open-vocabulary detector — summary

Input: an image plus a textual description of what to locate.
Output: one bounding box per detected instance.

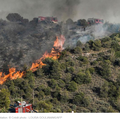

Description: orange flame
[0,35,65,85]
[30,35,65,72]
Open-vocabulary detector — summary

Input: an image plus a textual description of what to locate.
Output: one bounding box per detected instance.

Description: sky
[0,0,120,23]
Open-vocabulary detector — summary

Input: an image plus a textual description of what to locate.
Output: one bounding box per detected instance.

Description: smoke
[0,0,80,21]
[0,0,120,23]
[52,0,80,21]
[76,0,120,23]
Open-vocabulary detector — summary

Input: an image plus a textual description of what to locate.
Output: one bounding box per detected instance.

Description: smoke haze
[0,0,120,22]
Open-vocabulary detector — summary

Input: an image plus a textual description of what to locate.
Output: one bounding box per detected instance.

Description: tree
[77,19,88,28]
[49,79,57,89]
[74,72,86,84]
[84,70,92,84]
[43,87,51,96]
[0,88,10,109]
[74,46,82,54]
[100,81,109,98]
[38,91,45,100]
[42,58,61,79]
[76,41,83,47]
[37,101,52,112]
[92,40,102,51]
[64,73,72,83]
[67,81,77,92]
[84,43,90,52]
[73,92,89,107]
[100,60,111,79]
[36,68,44,77]
[77,56,88,65]
[58,80,65,88]
[8,81,16,97]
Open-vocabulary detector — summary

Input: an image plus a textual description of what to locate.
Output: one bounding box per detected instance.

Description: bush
[36,68,44,77]
[42,58,61,79]
[111,40,120,51]
[84,70,92,84]
[88,39,101,51]
[92,40,102,51]
[115,51,120,58]
[36,85,45,91]
[43,87,51,96]
[91,60,98,66]
[84,43,90,52]
[100,82,109,98]
[77,56,88,64]
[76,41,83,47]
[73,92,90,107]
[38,91,45,100]
[59,50,68,59]
[0,88,10,109]
[67,81,77,92]
[66,67,74,73]
[37,101,52,112]
[49,79,57,89]
[65,59,75,66]
[58,80,65,88]
[99,60,111,79]
[51,98,60,105]
[74,46,82,54]
[89,67,95,74]
[64,73,72,83]
[73,72,86,84]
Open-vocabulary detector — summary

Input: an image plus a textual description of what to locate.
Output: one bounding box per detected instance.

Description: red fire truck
[15,101,33,113]
[88,18,104,25]
[38,16,58,23]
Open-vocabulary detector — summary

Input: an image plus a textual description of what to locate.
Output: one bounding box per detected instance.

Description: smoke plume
[52,0,80,21]
[0,0,120,23]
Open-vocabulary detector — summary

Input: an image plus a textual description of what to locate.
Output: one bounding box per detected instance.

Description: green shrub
[37,101,52,112]
[99,60,111,79]
[100,82,109,98]
[77,56,88,64]
[42,58,61,79]
[115,51,120,58]
[92,40,102,51]
[74,46,82,54]
[66,67,74,73]
[84,43,90,52]
[38,91,45,100]
[73,92,90,107]
[36,85,45,91]
[64,73,72,83]
[89,67,95,74]
[67,81,77,92]
[0,88,10,109]
[76,41,83,47]
[51,98,60,105]
[91,60,98,66]
[49,79,57,89]
[84,70,92,84]
[73,72,86,84]
[43,87,51,96]
[58,80,65,88]
[36,68,44,77]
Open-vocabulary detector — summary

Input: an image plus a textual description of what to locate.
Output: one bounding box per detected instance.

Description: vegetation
[2,33,120,112]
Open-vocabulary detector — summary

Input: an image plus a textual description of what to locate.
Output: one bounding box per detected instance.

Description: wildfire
[0,35,65,85]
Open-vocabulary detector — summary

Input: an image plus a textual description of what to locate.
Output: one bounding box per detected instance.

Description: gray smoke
[52,0,80,21]
[0,0,120,23]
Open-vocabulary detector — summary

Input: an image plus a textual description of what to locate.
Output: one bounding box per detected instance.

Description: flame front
[30,35,65,72]
[0,35,65,85]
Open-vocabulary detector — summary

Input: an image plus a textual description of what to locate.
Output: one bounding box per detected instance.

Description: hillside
[1,13,120,113]
[1,32,120,112]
